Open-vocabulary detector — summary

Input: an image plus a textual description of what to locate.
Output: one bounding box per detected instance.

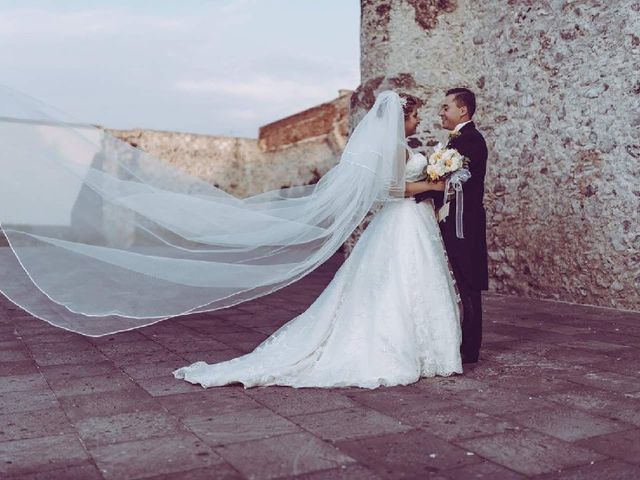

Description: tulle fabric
[0,87,406,336]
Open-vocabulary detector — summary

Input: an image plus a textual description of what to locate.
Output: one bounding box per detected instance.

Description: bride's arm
[404,180,445,197]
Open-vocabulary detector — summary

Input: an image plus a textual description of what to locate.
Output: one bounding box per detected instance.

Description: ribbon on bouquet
[441,168,471,239]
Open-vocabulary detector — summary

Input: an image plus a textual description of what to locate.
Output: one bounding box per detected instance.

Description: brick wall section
[259,91,351,151]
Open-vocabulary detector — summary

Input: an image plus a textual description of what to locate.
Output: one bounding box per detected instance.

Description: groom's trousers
[455,269,483,362]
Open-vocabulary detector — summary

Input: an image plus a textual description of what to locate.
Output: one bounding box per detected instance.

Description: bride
[174,92,463,388]
[0,88,461,388]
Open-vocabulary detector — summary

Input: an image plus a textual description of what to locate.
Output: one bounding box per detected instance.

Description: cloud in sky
[0,0,360,137]
[176,76,331,102]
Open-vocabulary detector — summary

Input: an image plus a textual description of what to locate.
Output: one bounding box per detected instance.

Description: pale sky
[0,0,361,137]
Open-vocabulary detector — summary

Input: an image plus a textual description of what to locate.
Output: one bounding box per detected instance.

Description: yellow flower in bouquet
[423,144,467,181]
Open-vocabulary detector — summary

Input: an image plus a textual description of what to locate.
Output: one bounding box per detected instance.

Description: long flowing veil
[0,87,406,336]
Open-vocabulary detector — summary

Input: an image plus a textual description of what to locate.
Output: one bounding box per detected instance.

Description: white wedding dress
[174,151,463,389]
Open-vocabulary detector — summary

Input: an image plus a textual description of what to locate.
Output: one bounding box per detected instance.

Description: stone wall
[110,90,351,199]
[353,0,639,310]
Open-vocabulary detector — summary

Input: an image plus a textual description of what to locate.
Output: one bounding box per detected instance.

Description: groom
[416,88,488,364]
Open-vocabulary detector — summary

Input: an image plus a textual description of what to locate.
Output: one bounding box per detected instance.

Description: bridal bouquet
[423,143,469,182]
[421,143,471,238]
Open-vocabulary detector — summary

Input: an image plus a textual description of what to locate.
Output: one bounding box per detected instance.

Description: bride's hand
[431,180,446,192]
[404,179,446,196]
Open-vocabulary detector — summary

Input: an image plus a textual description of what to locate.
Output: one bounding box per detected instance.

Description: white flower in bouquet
[428,143,444,166]
[424,145,468,181]
[444,151,463,172]
[426,162,446,178]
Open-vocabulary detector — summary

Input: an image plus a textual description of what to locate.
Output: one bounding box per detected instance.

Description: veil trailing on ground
[0,87,406,336]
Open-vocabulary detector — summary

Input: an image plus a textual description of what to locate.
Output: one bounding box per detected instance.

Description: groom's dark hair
[446,88,476,117]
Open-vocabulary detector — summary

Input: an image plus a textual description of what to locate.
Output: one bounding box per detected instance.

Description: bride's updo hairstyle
[399,93,423,119]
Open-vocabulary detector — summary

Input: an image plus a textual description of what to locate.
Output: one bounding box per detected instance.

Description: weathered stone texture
[355,0,640,310]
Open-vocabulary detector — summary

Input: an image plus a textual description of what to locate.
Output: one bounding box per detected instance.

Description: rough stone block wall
[109,91,351,199]
[352,0,639,310]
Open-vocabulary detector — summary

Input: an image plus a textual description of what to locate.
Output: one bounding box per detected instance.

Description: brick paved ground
[1,253,639,479]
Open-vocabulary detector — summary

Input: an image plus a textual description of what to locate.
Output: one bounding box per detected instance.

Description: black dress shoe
[461,353,479,364]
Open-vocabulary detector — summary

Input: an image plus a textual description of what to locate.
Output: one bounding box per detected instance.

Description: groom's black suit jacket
[416,122,489,291]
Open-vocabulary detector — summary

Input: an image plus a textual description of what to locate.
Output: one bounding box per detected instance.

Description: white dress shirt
[453,120,472,133]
